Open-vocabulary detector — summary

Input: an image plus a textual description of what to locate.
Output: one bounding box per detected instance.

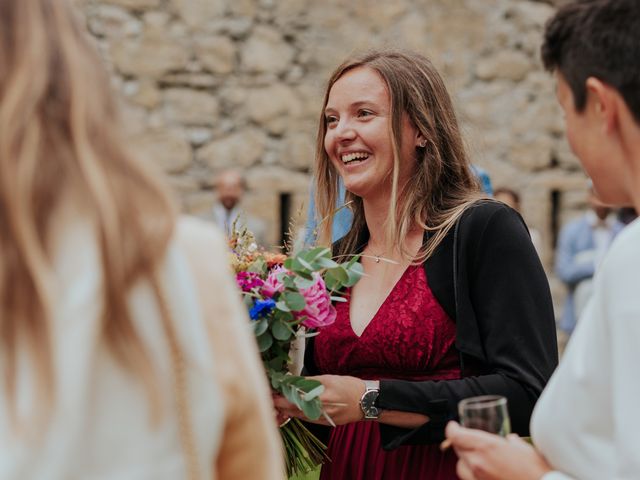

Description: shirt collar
[585,210,616,228]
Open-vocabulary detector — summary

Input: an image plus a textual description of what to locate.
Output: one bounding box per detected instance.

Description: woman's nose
[334,119,356,142]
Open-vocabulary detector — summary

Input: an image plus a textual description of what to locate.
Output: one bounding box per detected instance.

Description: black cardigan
[304,201,558,449]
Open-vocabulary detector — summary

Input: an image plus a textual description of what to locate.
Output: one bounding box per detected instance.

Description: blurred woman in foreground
[0,1,283,478]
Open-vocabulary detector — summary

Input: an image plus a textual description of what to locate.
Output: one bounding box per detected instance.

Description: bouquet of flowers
[229,226,363,476]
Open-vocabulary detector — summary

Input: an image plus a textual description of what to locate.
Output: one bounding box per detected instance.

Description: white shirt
[532,218,640,480]
[210,203,267,247]
[586,210,619,269]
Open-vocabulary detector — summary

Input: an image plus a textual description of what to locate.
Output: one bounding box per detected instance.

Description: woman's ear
[416,133,427,148]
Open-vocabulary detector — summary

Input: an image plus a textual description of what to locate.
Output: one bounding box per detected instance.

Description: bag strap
[170,328,200,480]
[155,281,201,480]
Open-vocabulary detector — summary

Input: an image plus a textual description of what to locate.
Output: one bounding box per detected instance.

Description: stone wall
[80,0,590,281]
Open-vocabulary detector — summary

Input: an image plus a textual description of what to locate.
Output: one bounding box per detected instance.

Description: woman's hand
[444,422,552,480]
[272,375,365,426]
[271,392,292,427]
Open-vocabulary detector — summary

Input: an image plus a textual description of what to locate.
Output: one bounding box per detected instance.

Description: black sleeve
[377,204,558,449]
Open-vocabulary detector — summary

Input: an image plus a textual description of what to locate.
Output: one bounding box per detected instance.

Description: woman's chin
[341,180,366,198]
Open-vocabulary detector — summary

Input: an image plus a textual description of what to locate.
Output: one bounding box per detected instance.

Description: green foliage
[235,242,363,477]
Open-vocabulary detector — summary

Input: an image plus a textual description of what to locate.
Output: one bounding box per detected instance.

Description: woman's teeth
[341,152,370,164]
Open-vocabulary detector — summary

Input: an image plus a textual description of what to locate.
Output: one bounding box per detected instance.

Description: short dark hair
[541,0,640,123]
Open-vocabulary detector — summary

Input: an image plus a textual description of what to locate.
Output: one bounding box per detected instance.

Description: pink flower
[297,273,336,329]
[261,266,287,298]
[236,271,264,292]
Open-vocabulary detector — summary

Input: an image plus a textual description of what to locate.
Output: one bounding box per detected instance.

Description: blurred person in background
[494,187,543,258]
[555,183,624,334]
[210,168,267,246]
[446,1,640,478]
[0,1,283,479]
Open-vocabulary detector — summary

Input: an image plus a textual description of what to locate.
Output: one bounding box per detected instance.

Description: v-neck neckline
[348,264,415,338]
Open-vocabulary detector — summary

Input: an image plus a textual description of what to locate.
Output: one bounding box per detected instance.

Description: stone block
[503,1,554,31]
[509,135,554,171]
[197,128,268,169]
[124,78,161,109]
[280,132,315,170]
[240,26,296,75]
[133,129,192,174]
[245,165,310,193]
[103,0,160,9]
[159,72,219,89]
[227,0,258,17]
[162,88,220,125]
[171,0,226,30]
[194,36,236,75]
[475,51,533,82]
[245,84,303,135]
[87,5,142,38]
[111,30,189,76]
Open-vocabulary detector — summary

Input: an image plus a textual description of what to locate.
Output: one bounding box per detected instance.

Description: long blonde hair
[315,49,484,260]
[0,0,176,427]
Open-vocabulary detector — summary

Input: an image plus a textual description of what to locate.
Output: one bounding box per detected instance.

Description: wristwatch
[359,380,381,420]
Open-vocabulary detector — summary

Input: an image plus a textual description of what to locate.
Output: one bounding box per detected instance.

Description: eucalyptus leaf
[268,357,286,371]
[284,291,306,311]
[256,332,273,352]
[344,262,364,286]
[345,254,361,268]
[302,385,324,401]
[327,267,349,286]
[330,295,347,302]
[293,378,322,392]
[301,247,331,262]
[253,318,269,336]
[283,385,304,410]
[272,319,293,341]
[275,300,290,312]
[297,257,314,271]
[294,275,316,290]
[324,273,340,291]
[301,399,323,420]
[273,309,294,323]
[314,257,340,269]
[295,269,314,281]
[282,274,296,289]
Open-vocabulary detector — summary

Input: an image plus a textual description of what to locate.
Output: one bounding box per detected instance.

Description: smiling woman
[273,49,559,480]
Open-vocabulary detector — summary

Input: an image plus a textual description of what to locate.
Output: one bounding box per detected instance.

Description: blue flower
[249,298,276,320]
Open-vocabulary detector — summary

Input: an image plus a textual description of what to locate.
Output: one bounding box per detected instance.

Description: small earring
[418,139,427,148]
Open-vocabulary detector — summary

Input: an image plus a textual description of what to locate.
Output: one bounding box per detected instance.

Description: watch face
[361,390,380,418]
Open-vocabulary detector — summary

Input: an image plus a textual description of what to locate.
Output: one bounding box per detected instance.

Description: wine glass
[458,395,511,437]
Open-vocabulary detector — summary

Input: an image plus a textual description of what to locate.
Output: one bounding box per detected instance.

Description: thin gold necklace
[367,244,387,263]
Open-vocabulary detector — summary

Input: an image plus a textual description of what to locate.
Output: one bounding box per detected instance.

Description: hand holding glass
[458,395,511,436]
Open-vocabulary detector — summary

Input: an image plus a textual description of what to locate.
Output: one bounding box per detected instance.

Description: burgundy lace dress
[314,265,460,479]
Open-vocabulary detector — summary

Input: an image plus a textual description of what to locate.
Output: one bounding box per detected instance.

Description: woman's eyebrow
[325,100,378,113]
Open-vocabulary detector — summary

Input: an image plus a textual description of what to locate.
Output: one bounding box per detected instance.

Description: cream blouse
[0,215,284,480]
